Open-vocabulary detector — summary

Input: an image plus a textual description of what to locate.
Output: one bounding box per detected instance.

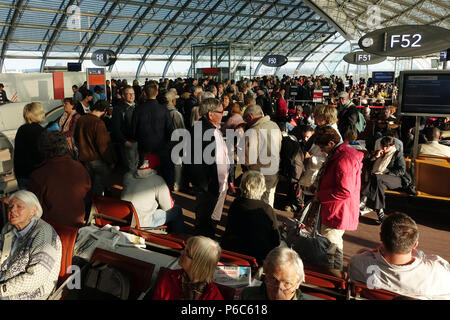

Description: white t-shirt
[348,248,450,300]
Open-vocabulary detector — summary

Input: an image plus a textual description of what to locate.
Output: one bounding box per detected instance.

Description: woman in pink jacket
[315,126,363,253]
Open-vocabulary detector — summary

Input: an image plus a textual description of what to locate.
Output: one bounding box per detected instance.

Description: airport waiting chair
[88,195,140,231]
[130,227,186,250]
[51,222,79,287]
[300,265,348,300]
[89,248,155,300]
[349,281,402,300]
[220,250,259,268]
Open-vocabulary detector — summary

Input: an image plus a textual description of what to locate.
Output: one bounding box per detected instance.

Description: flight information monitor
[372,71,395,83]
[398,70,450,117]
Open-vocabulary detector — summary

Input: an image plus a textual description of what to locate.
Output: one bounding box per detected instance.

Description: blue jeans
[148,205,185,233]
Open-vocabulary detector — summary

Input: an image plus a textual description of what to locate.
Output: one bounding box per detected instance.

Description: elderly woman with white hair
[153,236,223,300]
[0,190,62,300]
[240,246,305,300]
[221,171,280,264]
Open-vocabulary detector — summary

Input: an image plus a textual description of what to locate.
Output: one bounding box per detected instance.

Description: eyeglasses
[212,110,224,114]
[264,274,298,294]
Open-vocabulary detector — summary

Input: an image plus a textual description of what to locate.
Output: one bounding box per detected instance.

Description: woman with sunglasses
[153,236,223,300]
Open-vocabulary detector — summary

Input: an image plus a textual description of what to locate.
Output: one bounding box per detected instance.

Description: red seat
[220,250,259,268]
[301,266,348,300]
[51,222,78,287]
[89,195,140,231]
[90,248,155,300]
[350,281,401,300]
[130,228,187,250]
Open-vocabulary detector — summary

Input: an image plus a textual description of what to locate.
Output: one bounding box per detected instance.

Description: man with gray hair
[243,104,282,207]
[187,98,229,239]
[240,246,305,300]
[184,85,203,129]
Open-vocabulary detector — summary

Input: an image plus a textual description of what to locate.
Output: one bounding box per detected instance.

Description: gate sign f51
[358,25,450,57]
[343,51,386,65]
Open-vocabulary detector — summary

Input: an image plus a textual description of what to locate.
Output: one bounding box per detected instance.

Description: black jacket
[186,117,220,196]
[337,102,358,137]
[221,197,280,264]
[131,99,173,154]
[13,123,45,178]
[111,100,135,145]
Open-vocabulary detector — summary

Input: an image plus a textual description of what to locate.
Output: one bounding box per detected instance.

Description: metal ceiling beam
[293,32,337,74]
[39,0,77,73]
[253,11,318,75]
[213,1,282,73]
[186,0,252,68]
[78,1,120,64]
[0,0,25,72]
[109,0,159,71]
[0,3,342,34]
[0,20,335,41]
[142,0,227,79]
[312,39,347,75]
[137,0,194,61]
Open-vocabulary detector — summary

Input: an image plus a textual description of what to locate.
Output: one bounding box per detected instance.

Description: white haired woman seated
[221,171,280,264]
[0,190,62,300]
[240,246,305,300]
[153,236,223,300]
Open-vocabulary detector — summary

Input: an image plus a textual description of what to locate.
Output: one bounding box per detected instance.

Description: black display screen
[372,71,395,83]
[400,72,450,116]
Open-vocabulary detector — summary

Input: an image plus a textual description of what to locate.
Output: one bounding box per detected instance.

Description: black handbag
[284,201,343,270]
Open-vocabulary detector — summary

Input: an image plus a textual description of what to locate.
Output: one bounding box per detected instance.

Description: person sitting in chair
[349,213,450,300]
[121,154,184,232]
[153,236,223,300]
[360,136,414,224]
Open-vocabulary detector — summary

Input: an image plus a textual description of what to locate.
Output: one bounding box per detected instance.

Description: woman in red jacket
[275,88,287,119]
[315,126,363,254]
[153,236,224,300]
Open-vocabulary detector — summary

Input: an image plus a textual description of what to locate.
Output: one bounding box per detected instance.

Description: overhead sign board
[91,49,117,67]
[261,55,288,67]
[343,51,386,65]
[359,25,450,57]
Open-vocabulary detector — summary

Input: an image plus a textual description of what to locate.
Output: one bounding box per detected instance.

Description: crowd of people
[2,72,450,300]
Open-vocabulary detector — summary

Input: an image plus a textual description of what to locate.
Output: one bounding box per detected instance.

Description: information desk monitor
[398,70,450,117]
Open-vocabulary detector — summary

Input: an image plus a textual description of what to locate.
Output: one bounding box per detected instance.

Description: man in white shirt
[348,212,450,300]
[419,127,450,157]
[188,98,229,239]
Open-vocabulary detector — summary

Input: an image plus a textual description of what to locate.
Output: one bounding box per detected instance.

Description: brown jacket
[29,155,91,228]
[74,113,116,165]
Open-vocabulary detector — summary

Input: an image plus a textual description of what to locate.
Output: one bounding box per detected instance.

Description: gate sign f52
[261,55,288,67]
[358,25,450,57]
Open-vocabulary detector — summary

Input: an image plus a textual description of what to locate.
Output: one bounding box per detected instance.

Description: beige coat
[244,116,282,176]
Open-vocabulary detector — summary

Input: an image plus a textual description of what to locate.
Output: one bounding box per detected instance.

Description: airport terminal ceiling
[0,0,448,77]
